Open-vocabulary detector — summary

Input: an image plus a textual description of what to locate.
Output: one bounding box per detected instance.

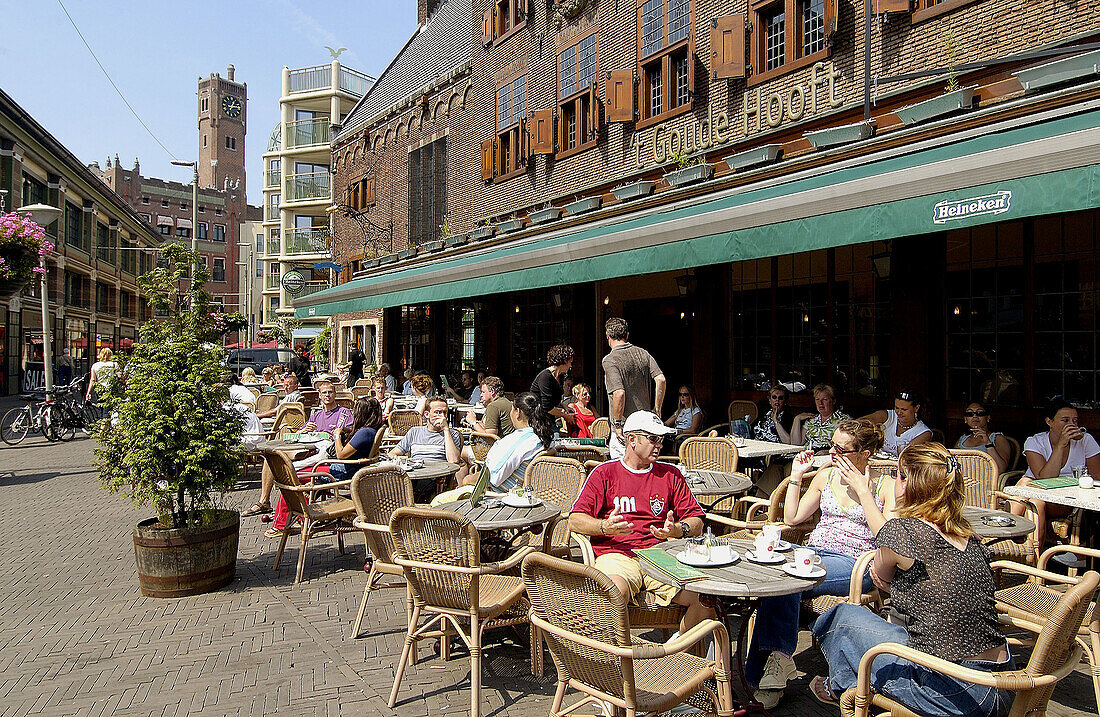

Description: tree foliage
[94,244,244,528]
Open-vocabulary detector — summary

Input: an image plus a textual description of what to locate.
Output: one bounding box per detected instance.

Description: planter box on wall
[529,206,563,225]
[612,180,656,202]
[895,87,975,126]
[1014,49,1100,92]
[378,253,399,265]
[804,120,874,149]
[725,144,782,171]
[445,233,469,248]
[397,247,418,260]
[468,225,495,241]
[664,163,714,188]
[564,196,602,216]
[495,218,527,234]
[422,240,445,253]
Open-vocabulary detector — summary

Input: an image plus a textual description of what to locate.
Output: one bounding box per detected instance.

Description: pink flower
[32,266,46,274]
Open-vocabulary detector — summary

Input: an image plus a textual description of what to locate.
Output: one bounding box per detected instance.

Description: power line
[55,0,179,161]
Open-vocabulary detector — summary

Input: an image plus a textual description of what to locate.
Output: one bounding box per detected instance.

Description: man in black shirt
[530,345,574,425]
[346,344,365,384]
[288,344,312,387]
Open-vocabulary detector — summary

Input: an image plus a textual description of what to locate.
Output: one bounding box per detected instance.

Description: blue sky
[1,0,418,203]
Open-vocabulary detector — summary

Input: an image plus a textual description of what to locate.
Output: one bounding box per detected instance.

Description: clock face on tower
[221,94,242,118]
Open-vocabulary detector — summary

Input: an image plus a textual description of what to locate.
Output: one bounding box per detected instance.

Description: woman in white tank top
[861,390,931,458]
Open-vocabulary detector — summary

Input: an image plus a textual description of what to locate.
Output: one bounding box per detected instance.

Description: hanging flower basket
[0,211,54,303]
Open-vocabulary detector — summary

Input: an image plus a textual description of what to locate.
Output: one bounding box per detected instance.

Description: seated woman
[954,401,1012,474]
[746,418,895,708]
[812,443,1014,715]
[753,385,793,443]
[1010,398,1100,546]
[261,366,278,392]
[566,382,599,438]
[664,384,704,442]
[241,367,259,385]
[461,392,553,491]
[791,383,851,453]
[861,390,932,458]
[370,377,395,419]
[328,397,385,480]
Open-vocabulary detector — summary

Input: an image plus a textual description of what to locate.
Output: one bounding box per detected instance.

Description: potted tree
[95,244,247,598]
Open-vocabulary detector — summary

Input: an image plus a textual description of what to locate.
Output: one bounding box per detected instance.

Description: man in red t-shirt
[569,410,714,632]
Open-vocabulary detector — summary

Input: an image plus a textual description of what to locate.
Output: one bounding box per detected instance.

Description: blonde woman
[566,382,599,438]
[86,348,119,403]
[812,443,1013,714]
[241,367,258,385]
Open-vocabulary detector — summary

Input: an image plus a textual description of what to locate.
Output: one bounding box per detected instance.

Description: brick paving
[0,423,1095,716]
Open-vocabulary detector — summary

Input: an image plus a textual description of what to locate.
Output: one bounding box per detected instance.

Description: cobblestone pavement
[0,425,1095,716]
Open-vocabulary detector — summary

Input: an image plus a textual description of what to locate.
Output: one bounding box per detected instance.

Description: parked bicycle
[1,377,95,445]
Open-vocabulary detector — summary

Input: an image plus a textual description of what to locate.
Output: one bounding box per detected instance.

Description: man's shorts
[593,551,679,606]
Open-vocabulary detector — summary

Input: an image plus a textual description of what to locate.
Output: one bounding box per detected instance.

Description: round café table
[441,498,562,554]
[684,470,753,511]
[401,459,461,502]
[964,506,1035,541]
[641,537,824,716]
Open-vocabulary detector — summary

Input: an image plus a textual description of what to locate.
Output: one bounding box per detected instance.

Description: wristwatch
[679,521,691,538]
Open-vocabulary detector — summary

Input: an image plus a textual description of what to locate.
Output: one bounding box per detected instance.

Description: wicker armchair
[952,448,1038,567]
[355,378,372,387]
[524,456,586,557]
[679,436,738,473]
[841,570,1099,717]
[349,464,415,639]
[261,448,358,583]
[994,544,1100,709]
[590,417,610,440]
[729,399,758,426]
[387,507,533,717]
[299,390,319,411]
[254,393,279,416]
[522,552,734,717]
[387,409,422,438]
[263,403,306,438]
[555,444,606,465]
[467,431,497,463]
[350,386,371,399]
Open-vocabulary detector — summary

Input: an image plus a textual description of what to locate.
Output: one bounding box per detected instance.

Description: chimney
[227,64,235,81]
[418,0,435,26]
[133,157,140,173]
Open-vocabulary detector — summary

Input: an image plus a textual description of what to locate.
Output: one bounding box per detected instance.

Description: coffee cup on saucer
[753,534,776,558]
[762,524,783,544]
[791,547,822,575]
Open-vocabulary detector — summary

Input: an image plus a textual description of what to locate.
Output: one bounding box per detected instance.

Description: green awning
[297,104,1100,318]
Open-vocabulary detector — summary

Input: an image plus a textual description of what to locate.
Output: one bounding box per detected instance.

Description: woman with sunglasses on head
[811,443,1014,714]
[664,384,704,435]
[954,401,1011,474]
[745,418,896,708]
[861,390,932,458]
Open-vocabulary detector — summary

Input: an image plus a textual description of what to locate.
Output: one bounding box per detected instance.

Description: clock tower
[197,65,247,199]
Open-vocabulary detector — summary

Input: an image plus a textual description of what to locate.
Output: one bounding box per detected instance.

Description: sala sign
[628,61,843,169]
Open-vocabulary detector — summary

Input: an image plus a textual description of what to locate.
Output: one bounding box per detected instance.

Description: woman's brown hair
[834,417,885,454]
[896,442,973,538]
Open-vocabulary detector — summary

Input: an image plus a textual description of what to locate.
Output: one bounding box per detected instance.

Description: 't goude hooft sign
[628,61,843,169]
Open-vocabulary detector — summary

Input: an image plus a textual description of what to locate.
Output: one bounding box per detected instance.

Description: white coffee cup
[1080,473,1095,490]
[753,534,776,557]
[710,544,733,563]
[762,524,783,544]
[792,548,822,575]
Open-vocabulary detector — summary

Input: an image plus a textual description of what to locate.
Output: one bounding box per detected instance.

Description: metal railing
[265,168,281,187]
[284,172,331,202]
[265,204,280,221]
[338,67,372,97]
[285,118,330,148]
[292,281,330,299]
[266,236,281,255]
[285,227,330,255]
[288,65,372,97]
[267,126,281,152]
[265,274,282,290]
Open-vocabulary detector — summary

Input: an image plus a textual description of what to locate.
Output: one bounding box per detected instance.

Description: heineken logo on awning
[933,191,1012,224]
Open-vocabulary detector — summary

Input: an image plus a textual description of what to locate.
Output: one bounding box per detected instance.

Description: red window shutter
[605,69,634,123]
[365,177,375,206]
[481,138,494,180]
[531,109,554,154]
[877,0,910,11]
[825,0,840,44]
[710,15,746,79]
[482,8,493,44]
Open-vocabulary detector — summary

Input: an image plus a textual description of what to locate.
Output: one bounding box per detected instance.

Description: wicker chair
[254,393,279,416]
[350,386,371,399]
[261,449,358,583]
[994,545,1100,709]
[334,395,353,409]
[590,417,610,440]
[524,456,586,556]
[1003,435,1022,472]
[298,390,319,411]
[263,403,306,438]
[248,386,262,399]
[333,382,347,391]
[679,436,738,473]
[841,570,1100,717]
[387,409,422,438]
[349,464,415,639]
[952,448,1038,567]
[387,507,533,717]
[522,552,734,717]
[467,431,497,463]
[555,444,606,465]
[355,378,373,387]
[728,399,758,426]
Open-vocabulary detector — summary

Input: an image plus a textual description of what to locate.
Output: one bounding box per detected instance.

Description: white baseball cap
[622,410,677,436]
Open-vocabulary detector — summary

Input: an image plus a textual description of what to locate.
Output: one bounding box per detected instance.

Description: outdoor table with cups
[1004,469,1100,513]
[637,525,824,712]
[682,469,753,511]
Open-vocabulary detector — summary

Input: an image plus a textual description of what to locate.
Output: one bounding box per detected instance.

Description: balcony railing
[263,307,280,325]
[265,274,282,290]
[265,168,281,188]
[285,227,330,255]
[288,65,372,97]
[285,118,330,149]
[292,281,330,299]
[284,172,331,202]
[266,236,281,255]
[265,204,280,221]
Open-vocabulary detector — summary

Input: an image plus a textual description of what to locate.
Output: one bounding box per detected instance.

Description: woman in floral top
[792,383,851,452]
[753,386,794,443]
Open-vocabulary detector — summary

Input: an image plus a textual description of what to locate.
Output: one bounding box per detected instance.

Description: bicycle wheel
[1,407,31,445]
[82,403,101,433]
[55,405,76,442]
[40,405,59,442]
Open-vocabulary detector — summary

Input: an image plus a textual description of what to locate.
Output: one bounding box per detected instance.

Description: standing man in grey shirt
[601,317,667,459]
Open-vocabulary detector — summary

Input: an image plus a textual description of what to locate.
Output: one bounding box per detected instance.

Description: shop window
[557,32,599,157]
[486,75,527,180]
[400,305,432,374]
[510,288,572,382]
[637,0,694,127]
[750,0,834,84]
[408,136,446,246]
[483,0,526,45]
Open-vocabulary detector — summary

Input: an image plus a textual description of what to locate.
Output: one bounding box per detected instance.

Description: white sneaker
[757,651,796,691]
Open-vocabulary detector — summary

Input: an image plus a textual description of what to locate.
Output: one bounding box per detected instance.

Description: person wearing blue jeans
[812,603,1014,716]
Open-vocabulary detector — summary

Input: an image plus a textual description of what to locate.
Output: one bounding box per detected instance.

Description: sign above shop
[933,190,1012,224]
[628,61,844,170]
[282,270,306,295]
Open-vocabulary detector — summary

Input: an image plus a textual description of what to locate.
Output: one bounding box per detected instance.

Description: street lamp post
[234,259,251,346]
[170,160,199,283]
[19,203,63,393]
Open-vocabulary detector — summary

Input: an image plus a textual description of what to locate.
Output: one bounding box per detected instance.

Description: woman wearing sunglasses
[954,401,1011,474]
[745,418,897,708]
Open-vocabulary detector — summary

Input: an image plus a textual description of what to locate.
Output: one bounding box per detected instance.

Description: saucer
[771,539,793,552]
[781,562,826,579]
[745,550,785,564]
[676,548,740,568]
[500,493,542,508]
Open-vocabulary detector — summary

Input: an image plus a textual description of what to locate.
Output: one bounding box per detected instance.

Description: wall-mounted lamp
[675,272,698,297]
[870,244,892,280]
[603,296,610,306]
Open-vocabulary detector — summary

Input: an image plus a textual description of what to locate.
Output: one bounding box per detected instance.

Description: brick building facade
[311,0,1100,437]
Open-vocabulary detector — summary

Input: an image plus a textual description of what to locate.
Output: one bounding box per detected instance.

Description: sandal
[810,676,838,706]
[264,524,301,538]
[242,502,271,517]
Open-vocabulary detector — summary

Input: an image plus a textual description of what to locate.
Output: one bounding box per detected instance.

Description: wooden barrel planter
[133,510,239,597]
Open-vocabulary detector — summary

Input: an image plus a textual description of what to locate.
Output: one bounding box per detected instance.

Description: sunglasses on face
[964,410,988,417]
[679,392,691,397]
[633,433,665,445]
[828,441,861,455]
[769,394,785,400]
